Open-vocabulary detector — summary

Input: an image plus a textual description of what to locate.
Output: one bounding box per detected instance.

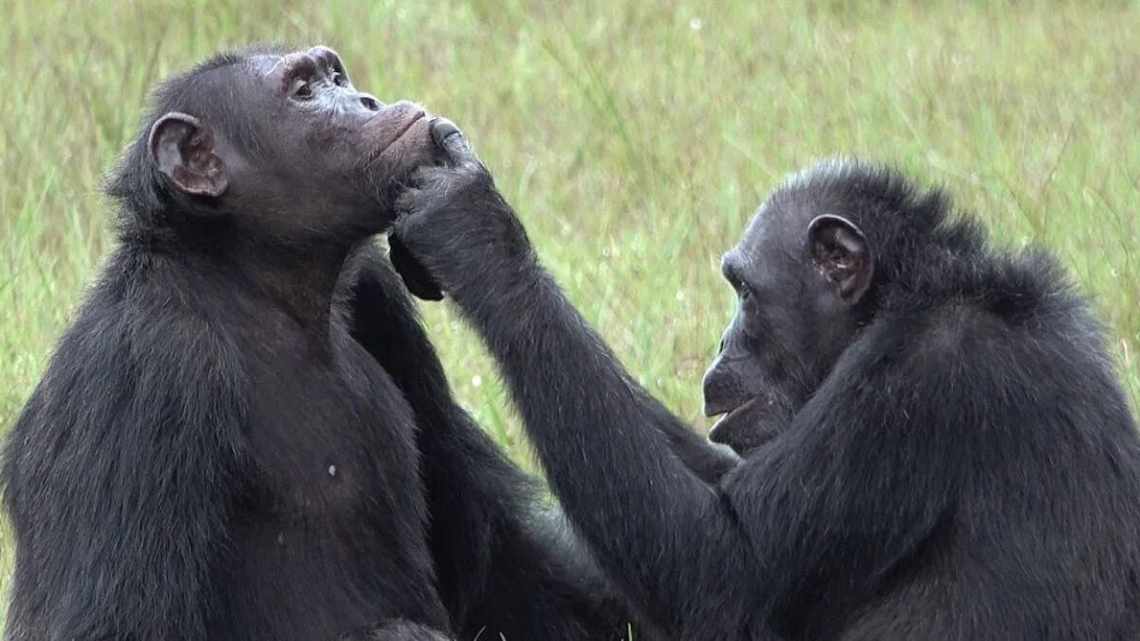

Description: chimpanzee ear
[148,112,228,198]
[807,214,874,304]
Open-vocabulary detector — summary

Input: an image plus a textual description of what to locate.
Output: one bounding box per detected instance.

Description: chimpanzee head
[702,160,955,454]
[108,45,441,244]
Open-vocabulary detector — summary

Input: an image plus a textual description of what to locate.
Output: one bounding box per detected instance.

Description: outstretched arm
[390,202,739,486]
[632,380,741,484]
[392,125,960,640]
[392,131,757,638]
[339,241,639,641]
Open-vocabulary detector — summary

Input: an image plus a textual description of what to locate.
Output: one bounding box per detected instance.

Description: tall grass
[1,0,1137,628]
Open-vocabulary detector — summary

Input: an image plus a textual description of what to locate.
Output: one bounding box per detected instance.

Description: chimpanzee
[393,127,1140,641]
[1,46,639,641]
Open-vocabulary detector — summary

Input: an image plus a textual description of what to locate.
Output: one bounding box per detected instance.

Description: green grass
[1,0,1137,628]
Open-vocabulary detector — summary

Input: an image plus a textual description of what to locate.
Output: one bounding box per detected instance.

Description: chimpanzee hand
[391,118,536,303]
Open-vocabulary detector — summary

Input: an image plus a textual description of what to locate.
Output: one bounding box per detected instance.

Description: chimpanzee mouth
[391,110,426,142]
[366,110,427,164]
[708,396,784,453]
[709,397,759,433]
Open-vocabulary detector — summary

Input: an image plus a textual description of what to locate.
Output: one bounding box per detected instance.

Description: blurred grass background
[1,0,1137,627]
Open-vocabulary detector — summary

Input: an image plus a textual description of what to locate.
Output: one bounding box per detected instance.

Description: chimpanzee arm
[392,184,759,637]
[339,241,637,641]
[632,382,741,484]
[388,234,740,486]
[391,133,956,638]
[367,619,454,640]
[1,284,242,641]
[721,319,964,623]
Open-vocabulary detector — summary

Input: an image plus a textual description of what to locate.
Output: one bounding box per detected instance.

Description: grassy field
[1,0,1137,627]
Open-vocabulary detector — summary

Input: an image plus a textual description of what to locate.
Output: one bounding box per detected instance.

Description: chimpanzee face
[702,191,875,455]
[147,46,441,242]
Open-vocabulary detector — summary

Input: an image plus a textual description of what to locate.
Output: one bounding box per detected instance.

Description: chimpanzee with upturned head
[394,127,1140,641]
[1,46,637,641]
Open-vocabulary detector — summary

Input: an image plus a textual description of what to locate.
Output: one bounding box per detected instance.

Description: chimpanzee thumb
[430,117,478,168]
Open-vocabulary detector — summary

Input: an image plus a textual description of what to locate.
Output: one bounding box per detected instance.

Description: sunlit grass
[1,0,1137,628]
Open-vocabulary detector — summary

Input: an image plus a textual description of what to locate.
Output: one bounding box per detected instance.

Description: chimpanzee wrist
[446,206,550,344]
[430,192,537,294]
[444,243,542,313]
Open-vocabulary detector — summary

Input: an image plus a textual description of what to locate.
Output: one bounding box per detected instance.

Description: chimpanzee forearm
[341,242,638,641]
[366,619,454,641]
[634,385,741,484]
[424,248,757,637]
[390,147,763,636]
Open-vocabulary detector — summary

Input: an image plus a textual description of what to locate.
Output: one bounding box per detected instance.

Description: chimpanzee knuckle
[417,173,458,199]
[407,167,431,186]
[392,213,423,241]
[426,165,456,182]
[434,168,490,205]
[457,159,482,175]
[434,165,467,186]
[418,166,460,193]
[394,191,422,216]
[404,169,433,192]
[419,191,455,216]
[468,162,494,184]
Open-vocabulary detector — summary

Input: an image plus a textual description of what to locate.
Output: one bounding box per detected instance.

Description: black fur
[394,152,1140,641]
[2,48,635,641]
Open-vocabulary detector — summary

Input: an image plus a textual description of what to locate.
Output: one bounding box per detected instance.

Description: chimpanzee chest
[214,330,447,640]
[245,338,423,517]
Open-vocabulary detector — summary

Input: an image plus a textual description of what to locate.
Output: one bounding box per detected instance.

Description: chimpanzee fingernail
[430,118,462,148]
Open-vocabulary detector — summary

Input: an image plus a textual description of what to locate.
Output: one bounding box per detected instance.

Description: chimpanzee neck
[194,231,352,339]
[244,242,347,330]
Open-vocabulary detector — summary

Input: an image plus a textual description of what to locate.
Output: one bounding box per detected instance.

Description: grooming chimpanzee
[394,127,1140,641]
[2,47,635,641]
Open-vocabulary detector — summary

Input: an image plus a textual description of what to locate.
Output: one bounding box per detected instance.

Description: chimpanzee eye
[291,78,313,100]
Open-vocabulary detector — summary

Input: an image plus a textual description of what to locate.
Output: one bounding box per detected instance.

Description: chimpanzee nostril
[359,94,381,112]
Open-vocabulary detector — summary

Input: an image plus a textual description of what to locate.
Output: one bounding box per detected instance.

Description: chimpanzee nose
[359,94,382,112]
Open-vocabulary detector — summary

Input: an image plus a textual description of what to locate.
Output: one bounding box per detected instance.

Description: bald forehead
[721,192,816,286]
[252,47,343,76]
[741,205,773,252]
[247,54,281,75]
[738,198,796,256]
[721,204,776,283]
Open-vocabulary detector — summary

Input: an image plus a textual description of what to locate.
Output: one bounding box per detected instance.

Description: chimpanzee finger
[389,230,444,301]
[429,117,476,166]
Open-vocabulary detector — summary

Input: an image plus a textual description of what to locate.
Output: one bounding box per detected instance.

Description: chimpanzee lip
[366,110,427,163]
[708,396,784,452]
[391,110,426,143]
[709,396,759,431]
[708,396,779,445]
